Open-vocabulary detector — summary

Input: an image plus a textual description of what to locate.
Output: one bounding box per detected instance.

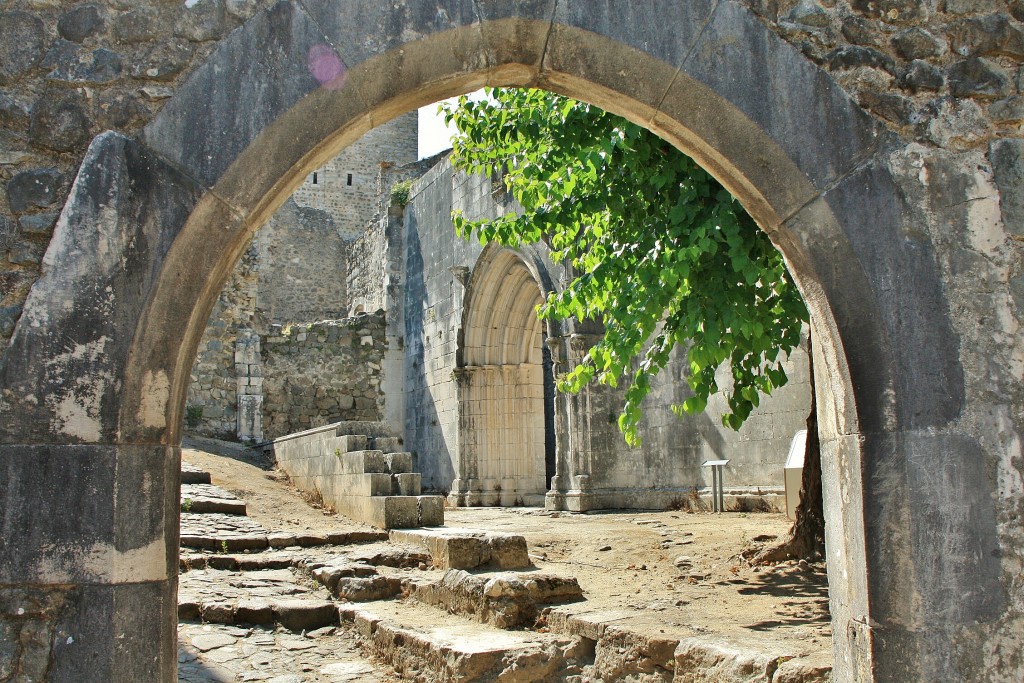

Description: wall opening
[453,248,553,506]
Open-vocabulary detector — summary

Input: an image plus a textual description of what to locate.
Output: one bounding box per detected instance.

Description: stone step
[180,513,271,552]
[333,471,421,497]
[339,450,413,475]
[180,540,426,575]
[330,543,432,570]
[389,527,531,570]
[407,568,584,628]
[341,494,444,530]
[540,605,832,683]
[179,513,387,552]
[179,566,339,632]
[181,462,212,484]
[340,599,591,682]
[306,562,404,603]
[673,636,832,683]
[341,596,830,683]
[181,483,247,515]
[371,436,403,454]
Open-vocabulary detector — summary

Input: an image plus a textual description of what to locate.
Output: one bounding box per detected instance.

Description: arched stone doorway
[0,2,1003,682]
[450,246,553,506]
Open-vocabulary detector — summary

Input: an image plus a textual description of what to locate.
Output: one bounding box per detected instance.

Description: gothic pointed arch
[450,244,552,506]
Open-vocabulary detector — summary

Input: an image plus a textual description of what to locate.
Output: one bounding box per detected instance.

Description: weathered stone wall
[559,333,812,510]
[185,239,260,439]
[401,156,812,501]
[185,112,414,439]
[402,160,484,490]
[291,113,418,239]
[185,197,349,438]
[261,312,387,440]
[344,152,444,315]
[254,201,348,324]
[343,210,386,314]
[0,0,282,347]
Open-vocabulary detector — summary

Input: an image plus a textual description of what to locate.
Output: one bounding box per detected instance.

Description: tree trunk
[749,331,825,563]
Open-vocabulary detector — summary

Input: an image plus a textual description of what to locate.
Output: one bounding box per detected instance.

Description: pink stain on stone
[308,44,347,90]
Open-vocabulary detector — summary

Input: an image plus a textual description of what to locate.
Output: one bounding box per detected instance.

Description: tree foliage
[443,88,808,445]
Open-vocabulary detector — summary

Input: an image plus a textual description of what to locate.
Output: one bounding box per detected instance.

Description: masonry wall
[186,240,260,438]
[344,213,386,314]
[401,157,812,501]
[261,313,387,440]
[183,109,416,439]
[254,202,348,325]
[569,334,812,509]
[185,198,350,438]
[291,114,418,239]
[402,160,485,489]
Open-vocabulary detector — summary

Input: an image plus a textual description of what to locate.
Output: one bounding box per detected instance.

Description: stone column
[550,333,604,512]
[235,330,263,442]
[448,366,478,506]
[544,335,569,510]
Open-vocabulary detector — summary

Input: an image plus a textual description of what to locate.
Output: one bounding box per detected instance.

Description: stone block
[417,496,445,527]
[364,496,419,529]
[335,434,368,453]
[178,599,201,622]
[6,168,64,214]
[395,473,421,496]
[271,599,339,632]
[991,138,1024,237]
[58,5,106,43]
[374,436,402,453]
[29,91,93,153]
[200,602,235,624]
[235,599,274,625]
[223,535,269,552]
[267,532,298,548]
[0,12,45,85]
[334,576,402,602]
[343,473,394,498]
[390,529,528,570]
[674,636,785,683]
[385,452,414,473]
[949,57,1012,98]
[487,534,531,569]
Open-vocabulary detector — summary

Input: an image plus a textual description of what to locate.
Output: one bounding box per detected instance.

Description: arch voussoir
[141,1,328,195]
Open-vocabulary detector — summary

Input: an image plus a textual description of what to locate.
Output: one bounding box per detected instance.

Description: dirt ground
[182,437,831,661]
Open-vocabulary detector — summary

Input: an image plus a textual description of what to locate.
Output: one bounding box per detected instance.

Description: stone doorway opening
[451,246,556,507]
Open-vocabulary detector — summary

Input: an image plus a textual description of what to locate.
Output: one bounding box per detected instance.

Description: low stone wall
[261,313,388,440]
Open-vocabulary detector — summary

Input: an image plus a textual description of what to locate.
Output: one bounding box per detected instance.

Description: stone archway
[0,1,1000,681]
[450,246,550,507]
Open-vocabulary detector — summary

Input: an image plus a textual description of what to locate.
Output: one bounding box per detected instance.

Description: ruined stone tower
[186,113,418,441]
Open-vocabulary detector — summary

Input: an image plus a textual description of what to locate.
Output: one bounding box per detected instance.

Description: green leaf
[445,87,808,443]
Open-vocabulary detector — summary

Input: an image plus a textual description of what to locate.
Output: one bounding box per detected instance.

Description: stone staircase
[177,458,832,683]
[272,421,444,529]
